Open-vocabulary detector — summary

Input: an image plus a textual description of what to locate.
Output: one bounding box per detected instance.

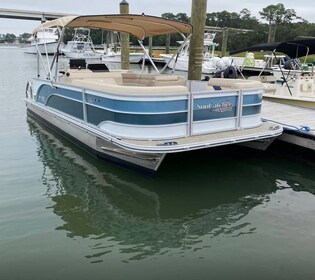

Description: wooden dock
[261,100,315,150]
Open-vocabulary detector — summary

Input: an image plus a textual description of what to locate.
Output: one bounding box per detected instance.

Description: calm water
[1,47,315,280]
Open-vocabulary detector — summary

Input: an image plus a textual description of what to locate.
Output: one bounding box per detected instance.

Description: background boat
[24,28,61,55]
[241,38,315,108]
[101,43,144,63]
[160,33,230,74]
[61,28,103,59]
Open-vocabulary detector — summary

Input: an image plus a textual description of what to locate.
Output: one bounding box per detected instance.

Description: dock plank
[261,100,315,150]
[262,100,315,132]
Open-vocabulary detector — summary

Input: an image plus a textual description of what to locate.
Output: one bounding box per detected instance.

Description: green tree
[175,13,190,23]
[161,13,176,20]
[51,10,315,54]
[5,33,16,43]
[161,13,189,46]
[259,3,299,42]
[205,9,263,53]
[19,33,31,43]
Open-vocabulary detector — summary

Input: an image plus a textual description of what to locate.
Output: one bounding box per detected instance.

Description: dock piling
[188,0,207,80]
[120,0,129,70]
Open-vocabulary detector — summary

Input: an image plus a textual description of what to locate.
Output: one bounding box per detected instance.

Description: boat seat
[150,75,186,86]
[121,72,186,86]
[121,73,154,86]
[59,69,124,84]
[207,78,263,89]
[72,78,188,94]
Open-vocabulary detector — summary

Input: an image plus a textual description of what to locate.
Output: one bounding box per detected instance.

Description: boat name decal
[196,100,233,113]
[87,97,101,103]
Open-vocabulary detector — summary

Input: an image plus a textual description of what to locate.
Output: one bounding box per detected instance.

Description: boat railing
[93,85,262,140]
[34,75,263,140]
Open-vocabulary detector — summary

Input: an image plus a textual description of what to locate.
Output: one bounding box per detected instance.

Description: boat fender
[223,66,237,79]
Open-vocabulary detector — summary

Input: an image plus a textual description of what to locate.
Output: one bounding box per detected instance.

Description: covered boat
[25,14,282,174]
[229,39,315,58]
[232,39,315,108]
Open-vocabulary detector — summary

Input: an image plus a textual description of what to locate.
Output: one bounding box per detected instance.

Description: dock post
[149,36,153,57]
[165,34,170,54]
[188,0,207,80]
[120,0,129,70]
[221,27,228,57]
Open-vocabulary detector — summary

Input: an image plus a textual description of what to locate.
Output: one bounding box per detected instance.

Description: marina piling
[188,0,207,80]
[165,34,170,54]
[120,0,129,69]
[149,36,153,57]
[221,28,228,57]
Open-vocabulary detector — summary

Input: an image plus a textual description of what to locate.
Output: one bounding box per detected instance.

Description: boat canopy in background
[229,38,315,58]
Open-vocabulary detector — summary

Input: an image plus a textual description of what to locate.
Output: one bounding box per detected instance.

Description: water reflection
[27,116,315,262]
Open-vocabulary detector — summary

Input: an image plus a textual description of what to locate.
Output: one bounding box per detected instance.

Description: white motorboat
[61,28,102,59]
[25,14,282,174]
[24,28,60,55]
[245,39,315,109]
[160,33,229,74]
[259,72,315,109]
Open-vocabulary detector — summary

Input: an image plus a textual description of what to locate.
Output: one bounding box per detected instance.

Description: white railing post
[186,81,194,136]
[236,89,243,129]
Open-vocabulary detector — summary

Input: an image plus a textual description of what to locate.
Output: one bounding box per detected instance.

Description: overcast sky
[0,0,314,35]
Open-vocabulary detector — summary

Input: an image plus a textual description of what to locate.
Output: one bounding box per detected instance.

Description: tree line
[1,3,314,53]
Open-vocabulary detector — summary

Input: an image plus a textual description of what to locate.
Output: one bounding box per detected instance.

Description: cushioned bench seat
[60,69,127,84]
[60,69,262,95]
[207,78,263,89]
[71,79,189,94]
[121,72,186,86]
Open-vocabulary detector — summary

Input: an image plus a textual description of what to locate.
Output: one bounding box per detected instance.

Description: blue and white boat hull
[25,73,282,174]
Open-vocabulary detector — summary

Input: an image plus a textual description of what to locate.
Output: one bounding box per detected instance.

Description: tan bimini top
[32,14,193,40]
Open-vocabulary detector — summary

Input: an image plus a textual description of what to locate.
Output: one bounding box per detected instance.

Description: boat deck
[261,100,315,149]
[117,122,282,153]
